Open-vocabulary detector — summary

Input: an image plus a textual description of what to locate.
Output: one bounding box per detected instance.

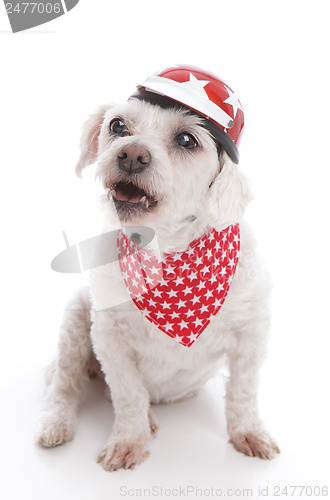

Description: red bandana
[117,224,240,347]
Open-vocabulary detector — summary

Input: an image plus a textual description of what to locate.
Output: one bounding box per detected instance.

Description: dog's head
[76,99,252,233]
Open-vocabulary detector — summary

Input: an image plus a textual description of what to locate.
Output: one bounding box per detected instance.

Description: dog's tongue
[115,183,144,203]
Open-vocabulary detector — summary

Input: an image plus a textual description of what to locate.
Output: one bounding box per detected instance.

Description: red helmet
[129,65,244,164]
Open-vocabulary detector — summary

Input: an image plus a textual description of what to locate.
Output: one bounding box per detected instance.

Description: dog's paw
[97,440,150,471]
[148,408,159,436]
[36,414,75,448]
[230,431,280,460]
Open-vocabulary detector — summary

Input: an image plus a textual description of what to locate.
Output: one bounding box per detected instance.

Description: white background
[1,1,330,499]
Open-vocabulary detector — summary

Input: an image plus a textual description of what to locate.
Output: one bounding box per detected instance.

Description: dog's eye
[176,132,198,149]
[109,118,129,136]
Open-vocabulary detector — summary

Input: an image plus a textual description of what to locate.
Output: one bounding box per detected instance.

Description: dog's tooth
[140,195,146,203]
[145,198,149,209]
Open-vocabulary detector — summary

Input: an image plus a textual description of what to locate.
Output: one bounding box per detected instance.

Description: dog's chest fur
[90,221,263,404]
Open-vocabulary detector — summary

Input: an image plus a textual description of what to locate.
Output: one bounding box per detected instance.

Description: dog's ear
[75,104,110,178]
[206,151,253,229]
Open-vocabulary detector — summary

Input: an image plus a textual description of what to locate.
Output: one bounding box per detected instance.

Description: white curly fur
[36,100,279,470]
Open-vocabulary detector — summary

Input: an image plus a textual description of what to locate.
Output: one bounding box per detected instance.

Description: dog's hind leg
[37,287,92,447]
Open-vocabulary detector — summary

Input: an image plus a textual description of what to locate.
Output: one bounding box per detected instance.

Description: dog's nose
[117,145,151,174]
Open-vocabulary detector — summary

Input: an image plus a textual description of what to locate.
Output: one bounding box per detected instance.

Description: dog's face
[76,100,252,231]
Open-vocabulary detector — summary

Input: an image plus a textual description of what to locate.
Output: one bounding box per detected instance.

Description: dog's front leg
[91,311,152,471]
[225,329,280,460]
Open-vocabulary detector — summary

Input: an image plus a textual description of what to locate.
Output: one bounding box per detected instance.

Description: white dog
[37,69,279,471]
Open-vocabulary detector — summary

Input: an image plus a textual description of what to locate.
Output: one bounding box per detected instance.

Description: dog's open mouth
[109,181,158,215]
